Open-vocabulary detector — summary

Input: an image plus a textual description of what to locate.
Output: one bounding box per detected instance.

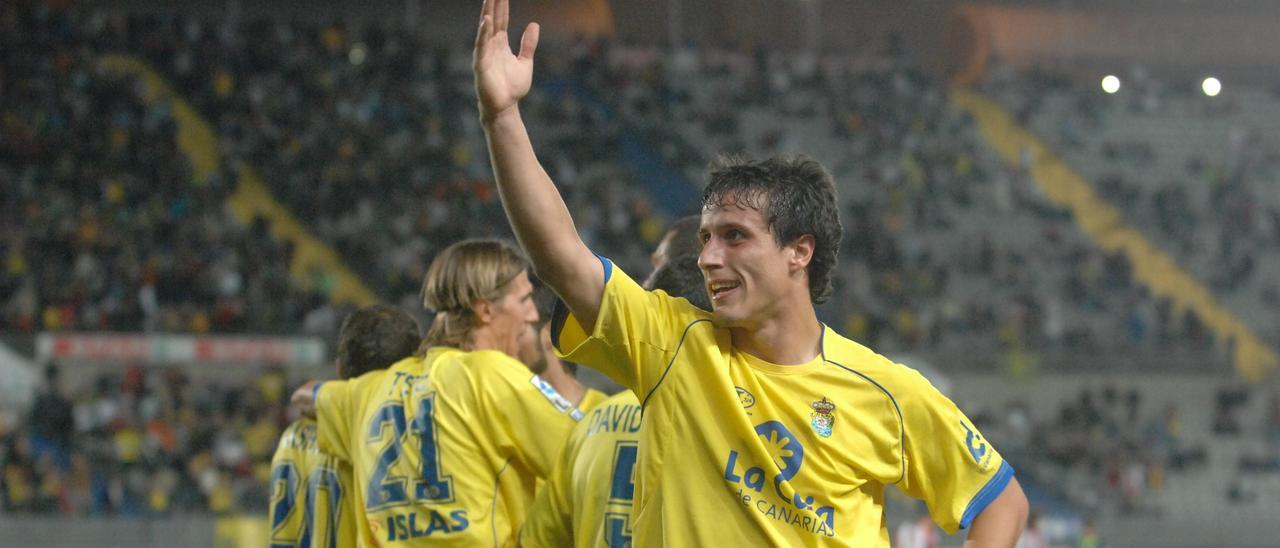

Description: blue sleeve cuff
[595,253,612,283]
[551,254,611,352]
[959,461,1014,529]
[312,381,325,403]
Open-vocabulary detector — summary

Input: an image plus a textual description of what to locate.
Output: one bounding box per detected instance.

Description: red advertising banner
[35,334,326,366]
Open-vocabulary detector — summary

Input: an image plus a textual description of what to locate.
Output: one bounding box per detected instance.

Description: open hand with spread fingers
[473,0,540,122]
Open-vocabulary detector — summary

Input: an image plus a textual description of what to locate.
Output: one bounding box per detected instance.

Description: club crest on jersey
[810,397,835,438]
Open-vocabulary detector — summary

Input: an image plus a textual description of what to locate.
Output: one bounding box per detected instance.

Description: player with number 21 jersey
[315,347,583,547]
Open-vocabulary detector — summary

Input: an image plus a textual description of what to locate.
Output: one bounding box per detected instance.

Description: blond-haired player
[297,239,587,546]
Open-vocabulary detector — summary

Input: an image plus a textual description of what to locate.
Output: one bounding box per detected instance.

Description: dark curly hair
[647,253,712,311]
[702,154,842,303]
[337,305,421,379]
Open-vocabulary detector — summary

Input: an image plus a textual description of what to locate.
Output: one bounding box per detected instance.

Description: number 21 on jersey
[365,393,455,511]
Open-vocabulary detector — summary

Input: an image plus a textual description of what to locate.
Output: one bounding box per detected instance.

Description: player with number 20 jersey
[272,305,422,548]
[269,419,354,548]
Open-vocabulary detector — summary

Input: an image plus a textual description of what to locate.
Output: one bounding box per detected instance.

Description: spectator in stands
[28,365,74,458]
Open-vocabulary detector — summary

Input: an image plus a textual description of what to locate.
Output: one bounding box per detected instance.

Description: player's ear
[472,298,493,324]
[787,234,815,272]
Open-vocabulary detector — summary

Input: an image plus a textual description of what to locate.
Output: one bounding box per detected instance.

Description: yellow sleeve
[314,381,354,462]
[520,423,585,548]
[894,370,1014,533]
[486,358,584,478]
[551,259,703,397]
[331,459,359,548]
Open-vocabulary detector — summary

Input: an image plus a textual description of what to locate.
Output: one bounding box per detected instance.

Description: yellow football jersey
[269,418,357,548]
[578,388,610,412]
[521,390,641,548]
[552,261,1014,546]
[315,347,585,547]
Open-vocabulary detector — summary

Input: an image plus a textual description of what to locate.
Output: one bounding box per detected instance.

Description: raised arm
[473,0,603,330]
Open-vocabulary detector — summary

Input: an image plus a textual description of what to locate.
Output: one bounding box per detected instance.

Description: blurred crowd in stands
[2,1,1278,527]
[567,40,1219,361]
[0,4,340,336]
[976,386,1207,516]
[116,12,664,312]
[3,364,286,515]
[983,59,1280,347]
[971,381,1280,520]
[0,4,1251,362]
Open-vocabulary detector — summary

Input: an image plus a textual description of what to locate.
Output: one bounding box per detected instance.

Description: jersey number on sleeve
[604,441,638,547]
[365,395,455,511]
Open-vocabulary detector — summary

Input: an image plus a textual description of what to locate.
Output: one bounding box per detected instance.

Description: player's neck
[729,305,823,366]
[468,328,514,358]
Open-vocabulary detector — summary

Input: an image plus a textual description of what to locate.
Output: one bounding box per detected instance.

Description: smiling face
[697,195,814,328]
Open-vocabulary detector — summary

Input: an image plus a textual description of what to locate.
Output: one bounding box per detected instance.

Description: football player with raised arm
[473,0,1029,544]
[270,305,420,548]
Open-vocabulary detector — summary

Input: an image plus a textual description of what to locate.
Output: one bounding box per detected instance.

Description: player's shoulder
[276,418,320,454]
[324,365,396,408]
[422,347,532,394]
[578,391,640,430]
[820,326,933,394]
[341,362,399,392]
[455,348,527,378]
[600,389,640,409]
[606,261,711,319]
[384,354,426,375]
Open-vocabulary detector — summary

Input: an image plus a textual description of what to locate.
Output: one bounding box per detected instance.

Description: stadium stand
[3,2,1279,546]
[983,61,1280,352]
[569,42,1229,375]
[0,5,341,336]
[4,363,288,515]
[113,14,668,309]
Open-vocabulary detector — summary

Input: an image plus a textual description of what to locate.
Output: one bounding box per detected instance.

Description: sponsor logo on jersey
[736,386,756,410]
[529,375,583,420]
[960,421,993,471]
[722,420,837,537]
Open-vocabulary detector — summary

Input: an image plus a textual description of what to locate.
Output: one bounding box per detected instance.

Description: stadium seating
[3,4,1277,544]
[0,5,332,336]
[984,64,1280,350]
[574,44,1223,366]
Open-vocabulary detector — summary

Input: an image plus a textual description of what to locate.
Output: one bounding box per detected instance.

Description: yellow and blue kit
[269,418,357,548]
[521,390,641,548]
[551,260,1014,546]
[314,346,585,547]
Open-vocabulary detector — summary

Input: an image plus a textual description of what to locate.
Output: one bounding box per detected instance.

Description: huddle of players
[270,0,1030,545]
[269,225,704,547]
